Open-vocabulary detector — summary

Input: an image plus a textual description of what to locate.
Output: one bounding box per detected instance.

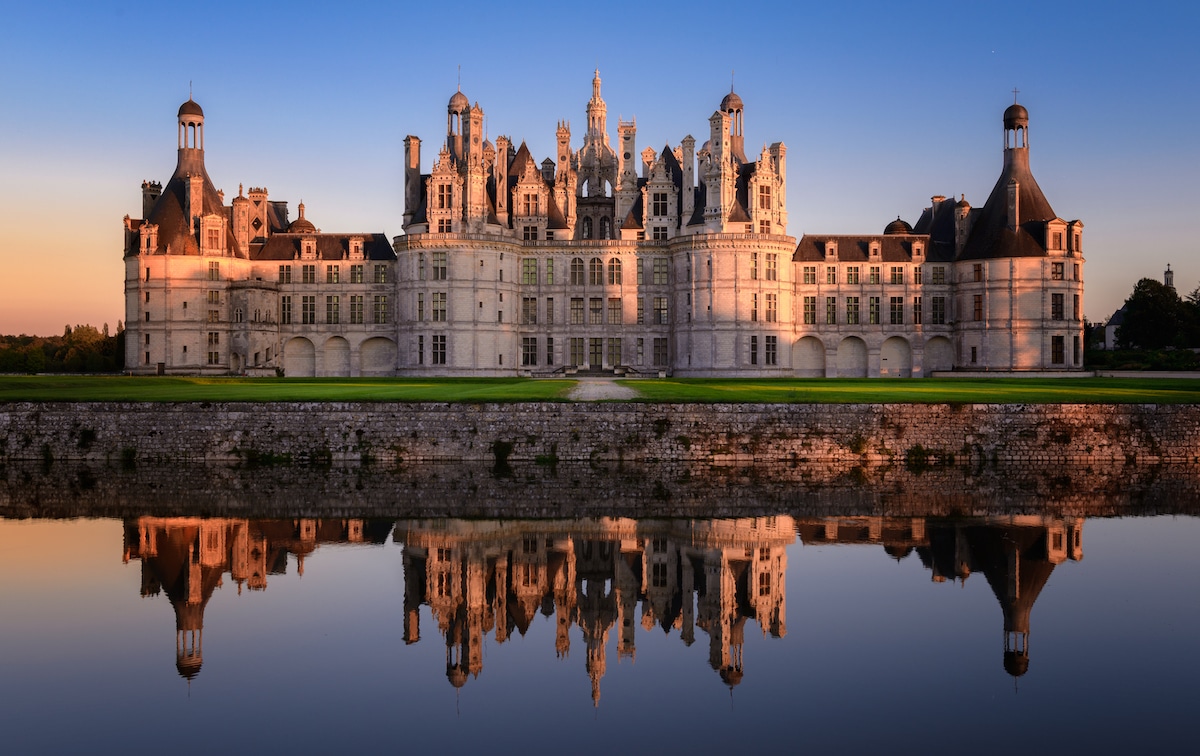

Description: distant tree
[1116,278,1185,350]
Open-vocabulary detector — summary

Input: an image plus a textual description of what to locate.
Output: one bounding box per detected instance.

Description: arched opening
[582,216,593,239]
[323,336,351,377]
[283,337,315,377]
[600,217,612,239]
[608,258,621,285]
[836,337,868,378]
[880,336,912,378]
[792,336,825,377]
[360,337,397,376]
[925,336,954,373]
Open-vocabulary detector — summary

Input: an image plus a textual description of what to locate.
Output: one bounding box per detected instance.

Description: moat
[1,461,1196,754]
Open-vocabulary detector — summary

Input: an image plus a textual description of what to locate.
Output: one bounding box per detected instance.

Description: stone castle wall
[2,402,1198,469]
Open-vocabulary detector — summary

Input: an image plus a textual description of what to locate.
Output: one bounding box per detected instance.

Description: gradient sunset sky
[1,1,1196,336]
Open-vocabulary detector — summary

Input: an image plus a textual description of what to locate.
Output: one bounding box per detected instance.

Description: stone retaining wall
[2,402,1198,467]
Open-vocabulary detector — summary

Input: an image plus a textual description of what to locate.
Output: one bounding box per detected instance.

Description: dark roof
[958,149,1057,261]
[178,98,204,117]
[143,164,243,258]
[1004,103,1029,128]
[720,90,743,112]
[884,217,913,235]
[254,233,395,261]
[793,234,929,263]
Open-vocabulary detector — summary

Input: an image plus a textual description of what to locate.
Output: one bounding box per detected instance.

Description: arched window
[571,257,585,285]
[234,308,243,323]
[600,217,612,239]
[582,217,593,239]
[589,257,603,286]
[608,258,622,285]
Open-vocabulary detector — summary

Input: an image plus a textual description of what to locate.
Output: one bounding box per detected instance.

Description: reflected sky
[1,513,1196,754]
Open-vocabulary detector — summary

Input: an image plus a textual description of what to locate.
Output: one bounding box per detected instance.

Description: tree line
[0,324,125,373]
[1090,278,1200,370]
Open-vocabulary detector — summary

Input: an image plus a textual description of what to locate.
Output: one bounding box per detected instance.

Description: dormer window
[302,240,317,260]
[869,242,881,259]
[825,240,838,260]
[913,242,924,259]
[349,238,364,260]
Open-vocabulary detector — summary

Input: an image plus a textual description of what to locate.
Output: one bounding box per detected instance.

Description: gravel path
[566,378,641,401]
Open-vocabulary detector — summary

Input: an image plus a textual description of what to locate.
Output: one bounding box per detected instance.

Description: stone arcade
[124,75,1084,376]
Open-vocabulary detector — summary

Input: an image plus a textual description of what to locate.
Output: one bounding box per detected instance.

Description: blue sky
[1,0,1197,335]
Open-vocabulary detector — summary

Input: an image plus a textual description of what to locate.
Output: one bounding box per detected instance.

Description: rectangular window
[350,295,364,324]
[1052,293,1064,320]
[973,294,983,321]
[374,264,388,284]
[803,296,816,325]
[913,296,923,325]
[302,296,316,325]
[637,298,645,325]
[637,259,645,285]
[653,258,668,285]
[523,225,538,241]
[932,296,946,325]
[869,296,881,325]
[636,338,644,366]
[280,295,292,325]
[846,266,859,285]
[326,295,339,324]
[750,335,758,365]
[589,297,602,325]
[432,334,446,365]
[971,346,978,364]
[417,293,425,322]
[373,295,389,324]
[1073,263,1080,281]
[437,184,451,210]
[207,309,219,323]
[1073,336,1081,365]
[1052,335,1065,364]
[758,185,771,210]
[750,252,759,280]
[803,266,816,284]
[846,296,859,325]
[206,290,220,305]
[973,263,983,282]
[545,258,554,284]
[546,297,554,325]
[651,192,668,216]
[589,338,603,367]
[522,258,537,285]
[869,266,880,285]
[522,297,537,325]
[437,218,452,233]
[607,338,622,366]
[765,335,777,366]
[766,253,778,281]
[1073,294,1081,321]
[826,297,837,325]
[278,265,292,284]
[932,266,946,285]
[652,226,668,241]
[433,292,447,322]
[417,335,424,365]
[653,338,668,366]
[302,264,316,284]
[654,296,669,324]
[208,261,220,281]
[914,266,924,285]
[571,298,584,325]
[1052,262,1064,281]
[608,297,622,325]
[826,266,837,285]
[765,293,777,323]
[570,338,585,367]
[890,296,904,325]
[546,337,554,365]
[522,193,539,216]
[522,337,537,366]
[431,251,447,281]
[418,254,426,280]
[890,266,903,285]
[327,265,340,284]
[350,264,364,283]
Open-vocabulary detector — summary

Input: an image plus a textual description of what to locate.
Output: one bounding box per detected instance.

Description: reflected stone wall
[2,402,1200,469]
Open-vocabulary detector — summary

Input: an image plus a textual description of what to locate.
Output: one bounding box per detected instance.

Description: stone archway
[836,337,868,378]
[792,336,826,377]
[323,337,351,377]
[925,336,954,373]
[360,337,397,376]
[283,337,315,377]
[880,337,912,378]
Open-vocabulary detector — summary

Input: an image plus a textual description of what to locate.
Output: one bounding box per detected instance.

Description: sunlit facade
[124,79,1084,376]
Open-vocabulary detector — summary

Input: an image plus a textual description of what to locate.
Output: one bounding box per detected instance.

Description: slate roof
[253,233,395,261]
[144,164,244,258]
[793,234,932,263]
[958,150,1057,261]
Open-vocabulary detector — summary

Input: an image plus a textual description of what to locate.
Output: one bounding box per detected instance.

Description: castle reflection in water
[124,514,1083,698]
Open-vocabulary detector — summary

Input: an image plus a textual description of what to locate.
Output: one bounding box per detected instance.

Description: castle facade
[124,74,1084,376]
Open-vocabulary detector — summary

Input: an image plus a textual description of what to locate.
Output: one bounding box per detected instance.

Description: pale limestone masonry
[2,403,1198,469]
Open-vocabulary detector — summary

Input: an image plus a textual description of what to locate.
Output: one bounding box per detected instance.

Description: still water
[1,464,1198,754]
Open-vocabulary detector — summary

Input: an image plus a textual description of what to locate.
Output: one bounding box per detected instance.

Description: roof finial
[1012,86,1020,104]
[189,80,193,99]
[457,65,461,92]
[731,69,735,93]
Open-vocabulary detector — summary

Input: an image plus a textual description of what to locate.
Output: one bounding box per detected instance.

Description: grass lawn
[617,377,1200,404]
[0,376,576,403]
[1,375,1198,404]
